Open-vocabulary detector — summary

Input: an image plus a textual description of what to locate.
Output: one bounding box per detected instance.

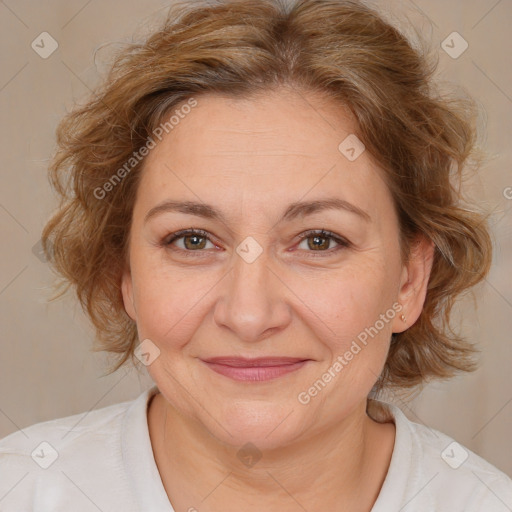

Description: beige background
[1,0,511,479]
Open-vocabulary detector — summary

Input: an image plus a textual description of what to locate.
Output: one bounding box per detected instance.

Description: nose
[213,245,292,344]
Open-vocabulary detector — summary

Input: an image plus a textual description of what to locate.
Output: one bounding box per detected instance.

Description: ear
[121,265,137,322]
[392,234,435,333]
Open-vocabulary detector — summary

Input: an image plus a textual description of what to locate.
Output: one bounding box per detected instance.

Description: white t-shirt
[1,385,511,511]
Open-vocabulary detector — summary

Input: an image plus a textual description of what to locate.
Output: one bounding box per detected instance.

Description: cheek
[297,273,396,399]
[129,254,219,349]
[291,262,397,349]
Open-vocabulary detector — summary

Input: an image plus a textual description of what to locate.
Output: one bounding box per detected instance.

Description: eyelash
[163,228,351,257]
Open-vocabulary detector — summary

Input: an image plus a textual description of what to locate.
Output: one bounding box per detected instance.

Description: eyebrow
[144,197,371,225]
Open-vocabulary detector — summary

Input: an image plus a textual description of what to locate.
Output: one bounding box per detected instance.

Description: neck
[148,392,395,512]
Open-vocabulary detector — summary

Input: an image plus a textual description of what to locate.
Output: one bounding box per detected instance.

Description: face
[122,88,432,450]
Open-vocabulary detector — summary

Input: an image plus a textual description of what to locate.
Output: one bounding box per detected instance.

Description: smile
[200,357,310,382]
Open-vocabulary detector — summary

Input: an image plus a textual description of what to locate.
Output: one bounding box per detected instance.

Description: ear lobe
[392,235,435,333]
[121,267,137,321]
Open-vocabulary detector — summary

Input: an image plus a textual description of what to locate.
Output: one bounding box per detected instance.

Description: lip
[200,356,310,382]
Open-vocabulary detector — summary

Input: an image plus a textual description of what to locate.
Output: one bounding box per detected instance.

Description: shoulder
[0,396,132,459]
[411,417,512,510]
[0,393,143,511]
[369,399,512,511]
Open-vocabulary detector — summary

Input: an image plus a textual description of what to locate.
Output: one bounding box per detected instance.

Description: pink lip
[200,357,309,382]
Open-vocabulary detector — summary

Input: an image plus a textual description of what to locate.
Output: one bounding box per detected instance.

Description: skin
[121,87,435,512]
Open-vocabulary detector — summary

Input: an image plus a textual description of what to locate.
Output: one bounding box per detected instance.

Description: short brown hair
[41,0,493,391]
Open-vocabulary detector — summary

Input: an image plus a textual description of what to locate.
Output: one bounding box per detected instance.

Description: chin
[205,401,306,453]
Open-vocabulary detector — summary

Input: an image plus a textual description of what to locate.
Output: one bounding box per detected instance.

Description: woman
[1,0,511,510]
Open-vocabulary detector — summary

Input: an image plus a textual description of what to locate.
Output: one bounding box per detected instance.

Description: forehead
[136,89,393,225]
[162,89,355,159]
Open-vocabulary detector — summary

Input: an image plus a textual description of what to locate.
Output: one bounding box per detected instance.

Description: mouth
[200,356,310,382]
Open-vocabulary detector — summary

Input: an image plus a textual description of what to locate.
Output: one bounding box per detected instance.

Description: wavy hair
[41,0,493,391]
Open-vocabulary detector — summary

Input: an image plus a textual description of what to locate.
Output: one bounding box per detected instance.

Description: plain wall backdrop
[1,0,511,478]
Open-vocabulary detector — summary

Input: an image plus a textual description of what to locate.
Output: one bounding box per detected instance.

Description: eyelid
[293,229,351,255]
[295,229,350,245]
[164,228,218,249]
[164,228,351,256]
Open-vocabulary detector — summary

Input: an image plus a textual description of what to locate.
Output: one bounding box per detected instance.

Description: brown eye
[182,234,208,250]
[165,229,215,252]
[296,230,350,254]
[305,234,331,251]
